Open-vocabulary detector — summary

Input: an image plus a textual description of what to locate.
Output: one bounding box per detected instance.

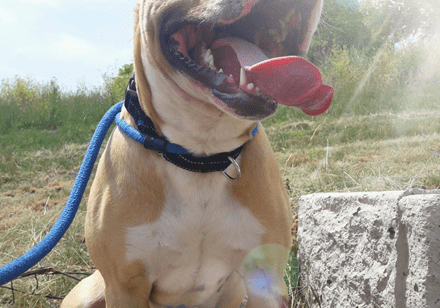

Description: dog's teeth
[268,29,280,42]
[219,68,224,73]
[209,60,217,70]
[277,9,299,43]
[240,67,247,87]
[247,83,255,90]
[201,48,217,70]
[283,10,295,23]
[268,27,288,44]
[201,44,207,56]
[278,26,289,43]
[204,49,213,62]
[280,19,289,32]
[268,29,278,36]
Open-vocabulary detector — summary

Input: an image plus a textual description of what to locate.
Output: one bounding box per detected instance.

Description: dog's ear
[133,4,164,133]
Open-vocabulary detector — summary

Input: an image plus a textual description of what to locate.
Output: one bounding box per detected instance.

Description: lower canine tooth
[247,83,255,90]
[240,67,247,87]
[209,60,216,70]
[204,49,213,63]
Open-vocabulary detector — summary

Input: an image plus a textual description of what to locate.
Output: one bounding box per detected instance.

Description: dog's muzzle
[159,0,334,120]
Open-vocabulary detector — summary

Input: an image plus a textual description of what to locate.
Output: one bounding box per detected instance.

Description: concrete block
[400,192,440,308]
[297,189,440,308]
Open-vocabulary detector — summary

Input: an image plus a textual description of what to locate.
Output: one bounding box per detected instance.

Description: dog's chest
[124,170,264,304]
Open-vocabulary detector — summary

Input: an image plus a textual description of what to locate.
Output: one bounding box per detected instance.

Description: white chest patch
[125,168,264,303]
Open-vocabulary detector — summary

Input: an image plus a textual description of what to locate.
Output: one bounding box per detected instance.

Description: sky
[0,0,135,92]
[0,0,436,93]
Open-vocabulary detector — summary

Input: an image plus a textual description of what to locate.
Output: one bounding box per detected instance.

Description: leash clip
[222,156,241,182]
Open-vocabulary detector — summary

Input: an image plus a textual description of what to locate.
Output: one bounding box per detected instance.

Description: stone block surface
[297,189,440,308]
[400,193,440,308]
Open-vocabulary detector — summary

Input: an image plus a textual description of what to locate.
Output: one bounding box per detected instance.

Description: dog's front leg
[241,244,289,308]
[97,260,152,308]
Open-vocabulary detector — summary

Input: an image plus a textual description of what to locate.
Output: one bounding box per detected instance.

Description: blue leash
[0,101,123,286]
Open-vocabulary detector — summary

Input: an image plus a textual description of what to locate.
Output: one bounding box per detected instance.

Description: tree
[104,64,133,103]
[307,0,371,65]
[359,0,436,48]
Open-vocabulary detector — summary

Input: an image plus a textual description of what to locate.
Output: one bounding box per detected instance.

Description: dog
[61,0,332,307]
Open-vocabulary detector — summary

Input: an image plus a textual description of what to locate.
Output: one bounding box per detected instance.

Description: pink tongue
[211,38,334,116]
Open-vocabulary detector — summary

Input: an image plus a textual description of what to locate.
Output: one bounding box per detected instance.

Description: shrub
[0,77,113,151]
[0,77,62,133]
[103,63,133,103]
[321,41,427,116]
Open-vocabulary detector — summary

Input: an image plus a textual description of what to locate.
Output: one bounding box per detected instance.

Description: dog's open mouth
[160,1,334,120]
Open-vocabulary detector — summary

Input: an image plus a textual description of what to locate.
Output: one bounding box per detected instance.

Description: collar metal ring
[222,156,241,181]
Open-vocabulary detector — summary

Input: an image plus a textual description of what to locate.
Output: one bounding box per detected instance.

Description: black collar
[120,73,257,174]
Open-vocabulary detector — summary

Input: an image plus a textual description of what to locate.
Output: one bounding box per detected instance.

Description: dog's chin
[157,1,320,121]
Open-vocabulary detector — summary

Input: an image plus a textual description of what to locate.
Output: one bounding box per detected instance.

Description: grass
[0,77,116,190]
[265,106,440,196]
[0,78,114,307]
[2,107,439,307]
[0,144,99,307]
[1,71,440,307]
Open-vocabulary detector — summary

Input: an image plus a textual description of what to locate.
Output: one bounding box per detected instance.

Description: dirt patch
[0,180,75,230]
[285,152,318,167]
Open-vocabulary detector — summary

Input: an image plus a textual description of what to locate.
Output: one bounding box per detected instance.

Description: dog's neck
[141,60,258,156]
[121,75,257,175]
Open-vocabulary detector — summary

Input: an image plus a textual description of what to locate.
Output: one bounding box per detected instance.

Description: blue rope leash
[0,101,124,286]
[114,112,190,155]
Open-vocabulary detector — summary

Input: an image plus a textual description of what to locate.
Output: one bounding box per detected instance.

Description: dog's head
[133,0,332,151]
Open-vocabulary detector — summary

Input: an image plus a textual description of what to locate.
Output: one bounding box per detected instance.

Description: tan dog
[62,0,331,307]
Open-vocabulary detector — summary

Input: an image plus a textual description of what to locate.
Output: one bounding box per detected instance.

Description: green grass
[0,78,116,189]
[264,105,440,195]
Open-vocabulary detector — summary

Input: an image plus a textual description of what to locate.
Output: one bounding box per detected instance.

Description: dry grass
[0,144,97,307]
[1,108,440,307]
